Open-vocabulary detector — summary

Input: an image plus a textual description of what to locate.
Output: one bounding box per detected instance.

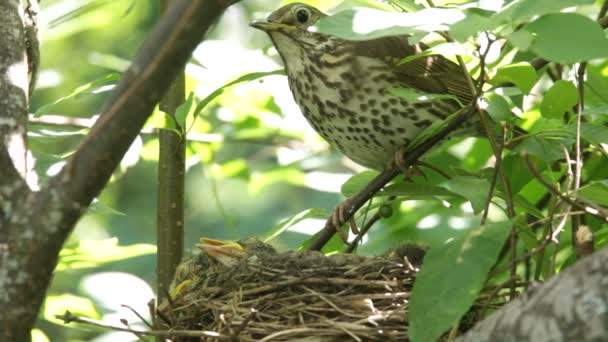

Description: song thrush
[251,3,474,170]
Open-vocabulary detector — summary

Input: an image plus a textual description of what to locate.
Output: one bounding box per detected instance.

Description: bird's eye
[296,8,310,23]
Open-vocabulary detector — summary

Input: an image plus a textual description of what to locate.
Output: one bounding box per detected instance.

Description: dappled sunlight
[284,217,327,236]
[80,272,153,321]
[304,171,351,193]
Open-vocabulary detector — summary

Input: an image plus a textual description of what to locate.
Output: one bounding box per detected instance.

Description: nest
[157,240,473,341]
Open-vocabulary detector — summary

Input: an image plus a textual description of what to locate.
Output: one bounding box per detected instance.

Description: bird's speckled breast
[286,52,457,170]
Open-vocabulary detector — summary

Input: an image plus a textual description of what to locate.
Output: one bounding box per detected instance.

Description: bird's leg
[391,145,426,180]
[330,199,359,242]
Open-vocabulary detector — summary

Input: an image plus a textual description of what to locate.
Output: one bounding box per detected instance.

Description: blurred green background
[29,0,608,341]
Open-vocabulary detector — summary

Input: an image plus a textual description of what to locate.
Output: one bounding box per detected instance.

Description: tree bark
[460,247,608,342]
[0,1,238,341]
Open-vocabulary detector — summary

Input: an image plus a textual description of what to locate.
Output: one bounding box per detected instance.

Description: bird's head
[250,3,329,68]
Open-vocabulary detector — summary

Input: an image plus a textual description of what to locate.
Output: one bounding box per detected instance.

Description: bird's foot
[391,145,426,180]
[328,199,359,242]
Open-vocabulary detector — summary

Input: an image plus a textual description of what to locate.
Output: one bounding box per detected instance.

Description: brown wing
[354,36,474,105]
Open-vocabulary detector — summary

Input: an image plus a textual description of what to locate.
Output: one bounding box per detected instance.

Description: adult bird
[250,3,475,171]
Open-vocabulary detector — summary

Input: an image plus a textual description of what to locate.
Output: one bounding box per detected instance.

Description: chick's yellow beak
[250,21,295,32]
[197,238,246,261]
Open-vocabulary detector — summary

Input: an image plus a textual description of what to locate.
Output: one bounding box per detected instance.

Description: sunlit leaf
[495,0,594,24]
[409,219,512,342]
[31,329,50,342]
[175,92,195,129]
[399,42,474,65]
[450,9,494,42]
[34,73,120,116]
[490,62,537,94]
[482,93,513,122]
[57,238,156,271]
[316,7,464,40]
[541,80,578,119]
[250,167,306,193]
[524,13,608,63]
[341,170,379,197]
[44,294,100,325]
[263,208,329,242]
[192,69,285,121]
[507,30,534,51]
[211,159,249,180]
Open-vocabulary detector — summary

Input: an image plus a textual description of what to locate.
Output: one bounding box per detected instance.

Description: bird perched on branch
[251,2,475,171]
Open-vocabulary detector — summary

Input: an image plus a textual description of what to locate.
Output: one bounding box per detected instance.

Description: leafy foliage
[29,0,608,341]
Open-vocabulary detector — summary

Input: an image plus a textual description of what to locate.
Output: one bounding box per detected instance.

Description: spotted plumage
[251,3,473,170]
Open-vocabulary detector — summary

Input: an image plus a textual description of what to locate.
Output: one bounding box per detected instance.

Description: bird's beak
[250,21,295,32]
[197,238,246,261]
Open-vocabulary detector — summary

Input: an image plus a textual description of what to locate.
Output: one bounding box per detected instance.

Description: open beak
[250,21,295,32]
[197,238,246,266]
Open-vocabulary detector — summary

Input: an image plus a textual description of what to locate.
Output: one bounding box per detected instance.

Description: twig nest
[158,238,426,341]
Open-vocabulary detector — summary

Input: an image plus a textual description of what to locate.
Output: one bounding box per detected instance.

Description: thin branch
[55,312,229,340]
[571,62,589,258]
[523,154,608,222]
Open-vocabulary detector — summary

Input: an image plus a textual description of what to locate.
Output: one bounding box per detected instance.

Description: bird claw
[328,199,359,242]
[392,146,426,180]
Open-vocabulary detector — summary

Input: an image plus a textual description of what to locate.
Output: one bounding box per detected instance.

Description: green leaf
[389,87,462,105]
[298,228,348,254]
[514,216,540,249]
[44,294,100,324]
[34,73,120,116]
[175,92,195,128]
[482,93,513,122]
[579,181,608,206]
[514,135,569,161]
[512,194,544,219]
[441,176,491,214]
[399,43,474,65]
[449,9,494,42]
[381,182,458,198]
[250,167,306,193]
[507,30,534,51]
[315,7,465,41]
[409,220,513,342]
[57,238,156,271]
[210,159,249,180]
[263,208,329,242]
[541,80,578,119]
[575,123,608,147]
[341,170,379,197]
[524,13,608,63]
[495,0,594,24]
[502,154,533,194]
[490,62,537,94]
[87,199,126,216]
[192,69,285,121]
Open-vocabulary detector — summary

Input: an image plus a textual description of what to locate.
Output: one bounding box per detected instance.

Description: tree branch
[0,1,239,340]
